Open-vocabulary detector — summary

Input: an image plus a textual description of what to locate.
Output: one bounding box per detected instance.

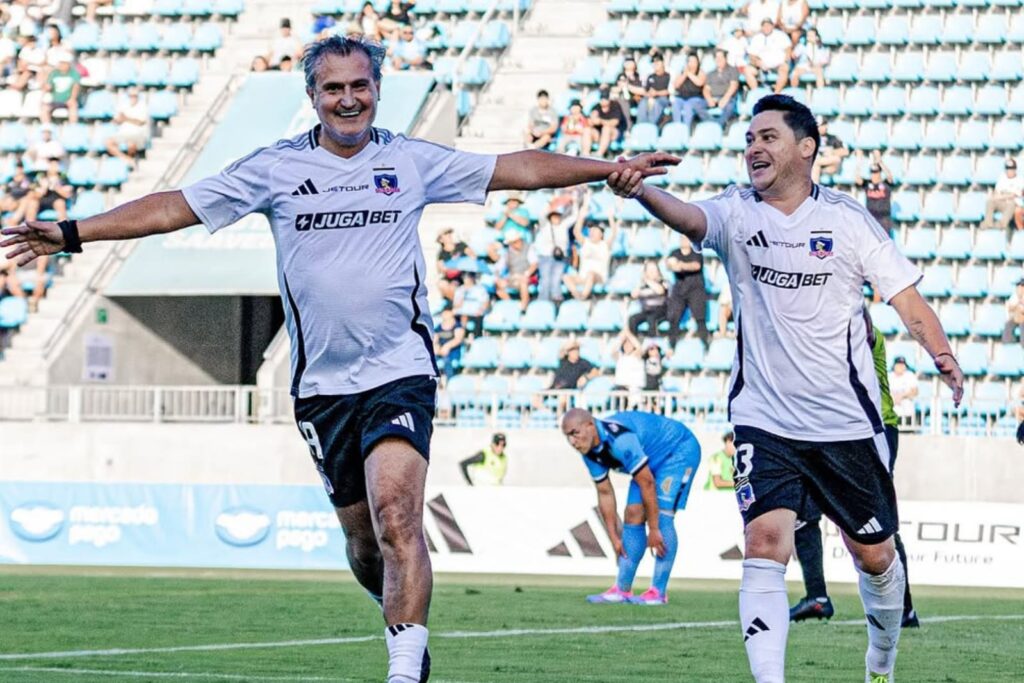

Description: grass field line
[0,666,345,681]
[2,614,1023,663]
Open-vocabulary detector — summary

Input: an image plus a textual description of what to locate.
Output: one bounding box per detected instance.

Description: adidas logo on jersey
[746,230,769,248]
[857,517,883,535]
[291,179,319,196]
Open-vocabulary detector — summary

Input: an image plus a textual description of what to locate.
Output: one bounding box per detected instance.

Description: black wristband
[933,352,958,365]
[57,220,83,254]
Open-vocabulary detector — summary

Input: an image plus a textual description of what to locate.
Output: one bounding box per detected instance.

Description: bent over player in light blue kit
[562,408,701,605]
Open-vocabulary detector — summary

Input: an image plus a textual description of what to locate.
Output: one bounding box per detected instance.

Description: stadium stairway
[0,0,321,386]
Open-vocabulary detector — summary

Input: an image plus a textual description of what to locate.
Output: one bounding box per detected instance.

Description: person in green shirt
[459,432,508,486]
[790,307,919,628]
[42,56,81,124]
[704,431,735,490]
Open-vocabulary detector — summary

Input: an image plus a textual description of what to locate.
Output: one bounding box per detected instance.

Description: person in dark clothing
[628,260,669,337]
[459,432,508,486]
[856,150,894,233]
[665,235,708,347]
[643,343,666,391]
[551,340,599,390]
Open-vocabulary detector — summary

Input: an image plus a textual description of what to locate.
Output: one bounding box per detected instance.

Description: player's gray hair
[302,35,386,90]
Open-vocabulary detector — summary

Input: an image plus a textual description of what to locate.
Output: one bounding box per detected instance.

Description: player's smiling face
[308,51,379,154]
[744,110,815,194]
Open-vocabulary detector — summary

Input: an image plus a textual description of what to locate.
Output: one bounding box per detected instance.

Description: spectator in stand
[746,19,791,93]
[1003,279,1024,346]
[703,49,740,127]
[888,356,919,425]
[494,191,531,241]
[25,157,73,223]
[812,116,849,183]
[433,308,465,386]
[41,53,80,124]
[42,23,67,69]
[24,125,65,171]
[494,232,536,312]
[564,194,616,300]
[435,227,472,301]
[612,329,646,398]
[556,99,591,155]
[359,1,384,41]
[250,55,270,72]
[618,57,646,113]
[278,55,296,72]
[636,53,671,126]
[722,25,751,73]
[311,14,337,39]
[671,52,707,130]
[856,150,894,233]
[453,269,490,336]
[10,34,46,91]
[379,0,414,37]
[610,72,637,130]
[665,235,708,348]
[1,163,35,227]
[743,0,781,36]
[628,260,669,338]
[983,158,1024,230]
[589,87,628,157]
[789,27,829,87]
[389,23,428,71]
[643,342,666,392]
[777,0,810,45]
[267,18,302,69]
[106,87,150,167]
[551,339,600,391]
[524,89,559,150]
[534,203,577,303]
[479,238,506,294]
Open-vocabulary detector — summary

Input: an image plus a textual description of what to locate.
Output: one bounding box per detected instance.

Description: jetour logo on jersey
[294,210,403,231]
[215,507,271,547]
[9,502,65,542]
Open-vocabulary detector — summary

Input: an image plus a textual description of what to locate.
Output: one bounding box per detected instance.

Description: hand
[607,152,680,200]
[1,221,66,266]
[611,535,625,558]
[935,354,964,407]
[647,528,666,558]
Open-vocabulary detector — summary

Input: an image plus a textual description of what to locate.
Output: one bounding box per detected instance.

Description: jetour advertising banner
[1,482,1022,588]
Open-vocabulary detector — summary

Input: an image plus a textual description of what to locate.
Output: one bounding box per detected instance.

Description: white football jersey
[694,184,921,441]
[182,126,497,398]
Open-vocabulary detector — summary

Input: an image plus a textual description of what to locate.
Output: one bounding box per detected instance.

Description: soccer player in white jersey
[2,36,678,683]
[607,94,965,683]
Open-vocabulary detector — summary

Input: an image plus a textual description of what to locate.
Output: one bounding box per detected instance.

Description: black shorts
[733,425,898,545]
[293,375,437,508]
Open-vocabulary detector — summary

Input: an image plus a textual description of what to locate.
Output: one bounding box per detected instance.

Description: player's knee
[744,528,790,563]
[374,501,424,554]
[346,534,382,569]
[851,538,897,574]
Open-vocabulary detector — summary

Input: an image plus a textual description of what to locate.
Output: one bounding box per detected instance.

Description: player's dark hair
[752,94,821,158]
[302,35,386,90]
[537,89,549,98]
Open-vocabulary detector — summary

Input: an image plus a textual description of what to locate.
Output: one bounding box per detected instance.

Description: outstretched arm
[2,190,199,266]
[607,169,709,243]
[488,150,678,192]
[890,285,964,405]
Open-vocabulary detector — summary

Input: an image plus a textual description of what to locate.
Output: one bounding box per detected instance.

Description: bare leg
[336,499,385,602]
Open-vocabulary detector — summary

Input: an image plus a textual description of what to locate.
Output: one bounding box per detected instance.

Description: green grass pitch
[1,567,1022,682]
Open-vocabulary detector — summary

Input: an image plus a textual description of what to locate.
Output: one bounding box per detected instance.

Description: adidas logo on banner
[391,412,415,432]
[546,507,610,558]
[291,179,319,196]
[746,230,769,248]
[857,517,882,535]
[743,617,771,642]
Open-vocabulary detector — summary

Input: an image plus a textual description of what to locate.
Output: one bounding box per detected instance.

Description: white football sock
[739,558,789,683]
[385,623,428,683]
[859,555,905,675]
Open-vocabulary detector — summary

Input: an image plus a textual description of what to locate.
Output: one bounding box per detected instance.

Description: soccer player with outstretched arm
[2,36,677,683]
[606,94,963,683]
[562,408,701,606]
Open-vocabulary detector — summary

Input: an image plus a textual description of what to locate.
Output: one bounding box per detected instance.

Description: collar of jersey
[312,126,386,164]
[750,183,820,226]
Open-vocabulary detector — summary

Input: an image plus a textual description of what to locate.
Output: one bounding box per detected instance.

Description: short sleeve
[692,190,736,256]
[857,213,922,302]
[403,137,497,206]
[181,147,274,234]
[611,433,649,476]
[582,456,609,482]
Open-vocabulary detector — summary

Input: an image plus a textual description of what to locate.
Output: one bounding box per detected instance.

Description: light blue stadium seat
[940,302,971,336]
[972,381,1008,417]
[683,375,722,410]
[920,118,955,151]
[88,122,117,153]
[588,299,623,332]
[159,23,192,52]
[499,338,532,371]
[483,300,521,332]
[714,122,743,153]
[825,52,858,84]
[953,191,987,223]
[952,264,988,298]
[479,21,511,50]
[956,342,989,377]
[588,21,621,50]
[127,22,160,51]
[854,119,888,151]
[532,337,562,369]
[739,87,771,117]
[839,85,873,117]
[568,56,601,86]
[70,21,100,51]
[814,15,843,46]
[666,337,705,371]
[553,299,589,331]
[454,407,487,429]
[68,190,105,220]
[891,0,922,7]
[520,300,555,332]
[106,58,137,87]
[921,191,954,223]
[190,23,222,52]
[975,13,1009,45]
[974,303,1006,337]
[0,296,28,330]
[808,86,839,117]
[939,18,972,45]
[957,120,990,151]
[668,155,703,186]
[462,337,500,369]
[869,302,901,335]
[0,122,28,152]
[845,15,876,47]
[992,120,1024,151]
[622,19,654,49]
[149,89,179,120]
[887,341,919,371]
[96,156,129,187]
[1011,13,1024,44]
[975,155,1006,185]
[879,15,909,45]
[653,18,684,48]
[973,84,1008,116]
[58,122,89,154]
[153,0,183,16]
[624,122,658,152]
[437,0,469,13]
[860,52,892,83]
[630,227,665,258]
[449,20,480,50]
[460,57,492,86]
[936,154,970,186]
[431,56,457,85]
[656,122,689,152]
[638,0,670,10]
[606,262,642,295]
[1010,85,1024,115]
[508,375,548,409]
[892,191,921,222]
[599,55,625,85]
[875,85,906,116]
[892,52,924,83]
[991,264,1022,296]
[682,19,717,48]
[182,0,213,15]
[581,376,617,410]
[925,51,958,84]
[705,154,739,186]
[213,0,244,18]
[918,264,954,297]
[991,344,1024,377]
[607,0,636,12]
[689,121,723,151]
[169,58,200,89]
[138,58,169,87]
[67,157,98,186]
[99,23,129,51]
[958,51,992,82]
[703,338,735,371]
[890,119,923,151]
[900,228,934,262]
[904,155,937,186]
[992,52,1024,82]
[975,229,1007,260]
[620,199,652,222]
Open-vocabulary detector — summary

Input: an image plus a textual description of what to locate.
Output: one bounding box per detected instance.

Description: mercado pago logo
[9,501,158,547]
[215,506,335,552]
